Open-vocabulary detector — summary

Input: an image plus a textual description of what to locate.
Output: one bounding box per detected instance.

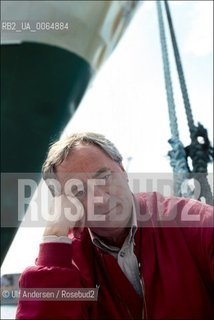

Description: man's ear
[119,163,125,171]
[119,163,129,180]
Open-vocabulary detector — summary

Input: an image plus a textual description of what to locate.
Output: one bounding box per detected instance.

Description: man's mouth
[99,204,120,215]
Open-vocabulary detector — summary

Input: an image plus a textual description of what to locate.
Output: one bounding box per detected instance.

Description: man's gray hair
[42,132,123,181]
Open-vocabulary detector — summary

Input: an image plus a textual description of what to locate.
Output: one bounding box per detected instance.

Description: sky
[62,0,213,173]
[1,0,213,275]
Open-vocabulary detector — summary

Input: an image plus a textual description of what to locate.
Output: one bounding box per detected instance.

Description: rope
[156,0,179,140]
[185,124,213,204]
[156,1,213,204]
[164,0,196,139]
[156,1,190,197]
[163,0,213,205]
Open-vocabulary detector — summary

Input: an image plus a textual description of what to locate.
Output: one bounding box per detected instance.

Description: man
[16,132,214,319]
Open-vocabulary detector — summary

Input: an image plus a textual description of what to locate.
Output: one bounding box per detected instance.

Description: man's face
[54,144,133,236]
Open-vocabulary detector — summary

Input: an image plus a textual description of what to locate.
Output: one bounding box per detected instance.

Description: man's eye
[75,190,85,198]
[102,174,111,181]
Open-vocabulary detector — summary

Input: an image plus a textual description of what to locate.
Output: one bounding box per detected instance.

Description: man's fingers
[44,194,85,236]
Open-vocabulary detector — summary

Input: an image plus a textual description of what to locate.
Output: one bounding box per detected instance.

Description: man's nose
[93,191,111,214]
[93,186,109,203]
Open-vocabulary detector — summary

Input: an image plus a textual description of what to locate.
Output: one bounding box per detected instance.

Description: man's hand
[43,194,84,237]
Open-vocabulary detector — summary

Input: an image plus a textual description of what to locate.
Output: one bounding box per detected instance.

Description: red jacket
[16,192,214,319]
